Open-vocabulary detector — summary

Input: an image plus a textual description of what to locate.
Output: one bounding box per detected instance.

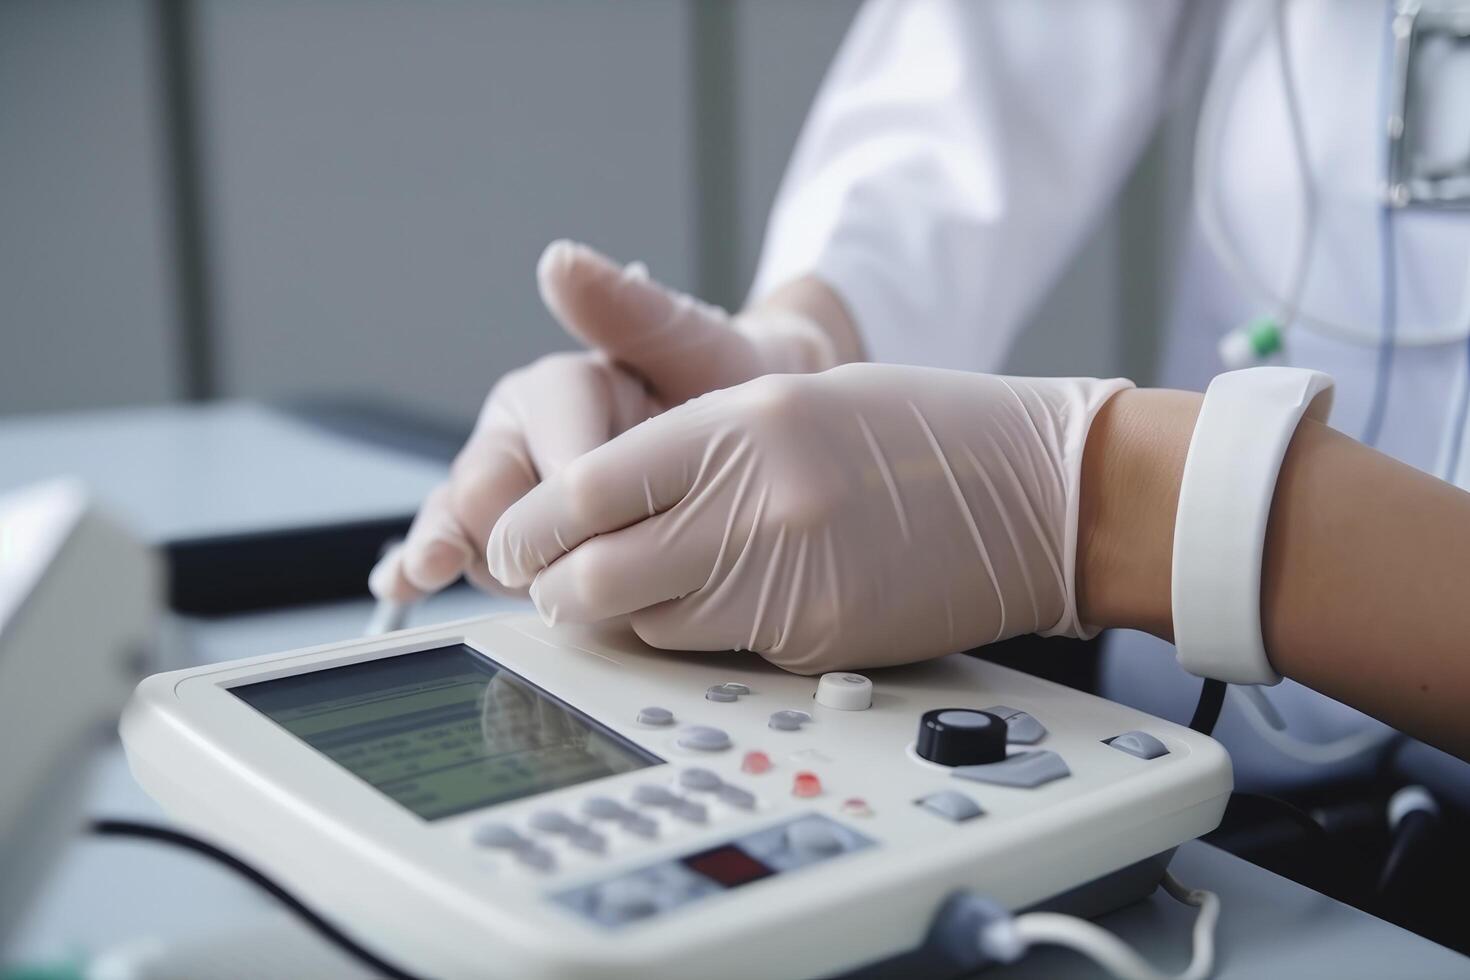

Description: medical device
[0,481,159,951]
[1204,0,1470,372]
[119,613,1232,979]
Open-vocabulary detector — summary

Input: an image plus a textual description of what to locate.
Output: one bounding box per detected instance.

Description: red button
[741,751,772,775]
[792,771,822,797]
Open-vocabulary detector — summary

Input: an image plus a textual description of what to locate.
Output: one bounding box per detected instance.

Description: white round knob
[815,672,872,711]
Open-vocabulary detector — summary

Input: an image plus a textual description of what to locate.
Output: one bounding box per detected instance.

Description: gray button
[516,846,557,871]
[785,819,846,858]
[582,796,630,821]
[953,750,1071,789]
[473,823,528,849]
[619,813,659,839]
[1108,730,1169,760]
[768,709,812,731]
[981,704,1048,744]
[705,686,739,703]
[671,799,708,824]
[632,784,679,807]
[719,682,751,695]
[936,709,992,728]
[1004,712,1047,745]
[917,789,984,822]
[679,768,723,791]
[593,878,659,924]
[530,810,577,834]
[677,725,732,751]
[717,784,756,810]
[637,706,675,726]
[569,828,607,854]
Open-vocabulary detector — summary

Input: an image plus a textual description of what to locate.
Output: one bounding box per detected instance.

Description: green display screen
[232,644,661,820]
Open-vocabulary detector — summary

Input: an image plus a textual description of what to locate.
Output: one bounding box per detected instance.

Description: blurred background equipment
[0,481,159,954]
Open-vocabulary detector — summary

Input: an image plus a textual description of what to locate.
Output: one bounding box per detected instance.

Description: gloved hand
[486,364,1132,673]
[369,240,841,602]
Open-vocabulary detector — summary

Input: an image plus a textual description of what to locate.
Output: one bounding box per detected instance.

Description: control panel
[119,614,1232,980]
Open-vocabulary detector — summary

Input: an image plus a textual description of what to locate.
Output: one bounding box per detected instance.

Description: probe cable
[974,871,1220,980]
[88,818,426,980]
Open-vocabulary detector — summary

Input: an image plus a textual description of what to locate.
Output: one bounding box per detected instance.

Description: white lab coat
[751,0,1470,794]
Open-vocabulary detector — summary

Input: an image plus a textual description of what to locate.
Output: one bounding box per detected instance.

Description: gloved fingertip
[530,576,559,627]
[484,530,531,590]
[402,536,471,592]
[367,548,414,603]
[622,260,649,282]
[536,238,581,288]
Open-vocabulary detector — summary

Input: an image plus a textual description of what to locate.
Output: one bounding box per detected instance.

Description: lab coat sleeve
[749,0,1207,371]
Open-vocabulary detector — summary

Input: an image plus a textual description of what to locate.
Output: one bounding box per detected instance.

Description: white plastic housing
[121,615,1231,979]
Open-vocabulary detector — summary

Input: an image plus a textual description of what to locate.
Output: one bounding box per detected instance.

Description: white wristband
[1171,367,1334,685]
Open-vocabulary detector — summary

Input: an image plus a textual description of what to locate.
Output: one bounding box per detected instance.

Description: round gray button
[569,828,607,854]
[473,823,527,849]
[719,682,751,695]
[769,709,812,731]
[529,810,576,834]
[785,820,845,858]
[637,706,675,726]
[679,768,723,791]
[581,796,630,820]
[677,725,732,751]
[705,687,738,703]
[632,784,678,807]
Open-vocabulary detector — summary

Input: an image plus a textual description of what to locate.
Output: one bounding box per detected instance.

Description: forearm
[1078,389,1470,758]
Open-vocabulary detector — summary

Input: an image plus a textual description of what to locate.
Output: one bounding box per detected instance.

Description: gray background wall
[1,0,1176,424]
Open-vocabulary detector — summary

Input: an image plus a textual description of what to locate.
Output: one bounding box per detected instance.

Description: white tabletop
[11,589,1469,979]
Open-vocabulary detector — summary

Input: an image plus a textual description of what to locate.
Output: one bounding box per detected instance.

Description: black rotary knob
[916,709,1008,766]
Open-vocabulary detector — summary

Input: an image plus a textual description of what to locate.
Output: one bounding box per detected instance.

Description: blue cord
[1359,0,1401,449]
[1442,336,1470,481]
[1359,204,1397,447]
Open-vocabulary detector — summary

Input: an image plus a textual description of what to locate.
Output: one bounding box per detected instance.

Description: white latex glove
[369,240,838,602]
[486,364,1132,673]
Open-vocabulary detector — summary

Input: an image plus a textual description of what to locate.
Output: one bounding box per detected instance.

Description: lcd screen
[232,644,661,820]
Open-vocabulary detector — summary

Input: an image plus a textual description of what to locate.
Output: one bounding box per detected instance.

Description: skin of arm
[1077,389,1470,759]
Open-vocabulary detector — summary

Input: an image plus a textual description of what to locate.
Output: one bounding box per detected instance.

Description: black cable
[89,818,424,980]
[1188,678,1227,735]
[1226,791,1328,843]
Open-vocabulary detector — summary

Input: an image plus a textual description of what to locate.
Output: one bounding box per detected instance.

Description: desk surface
[12,590,1470,979]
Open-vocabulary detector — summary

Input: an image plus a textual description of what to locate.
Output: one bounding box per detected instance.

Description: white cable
[980,873,1220,980]
[1229,685,1398,764]
[1194,0,1470,348]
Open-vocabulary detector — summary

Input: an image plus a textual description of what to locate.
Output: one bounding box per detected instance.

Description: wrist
[1077,388,1202,638]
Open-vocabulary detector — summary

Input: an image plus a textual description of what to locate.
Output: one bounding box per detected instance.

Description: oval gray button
[677,725,732,751]
[679,768,723,791]
[530,810,576,834]
[705,687,739,703]
[769,709,812,731]
[473,823,527,849]
[582,796,629,820]
[632,784,678,807]
[637,706,675,726]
